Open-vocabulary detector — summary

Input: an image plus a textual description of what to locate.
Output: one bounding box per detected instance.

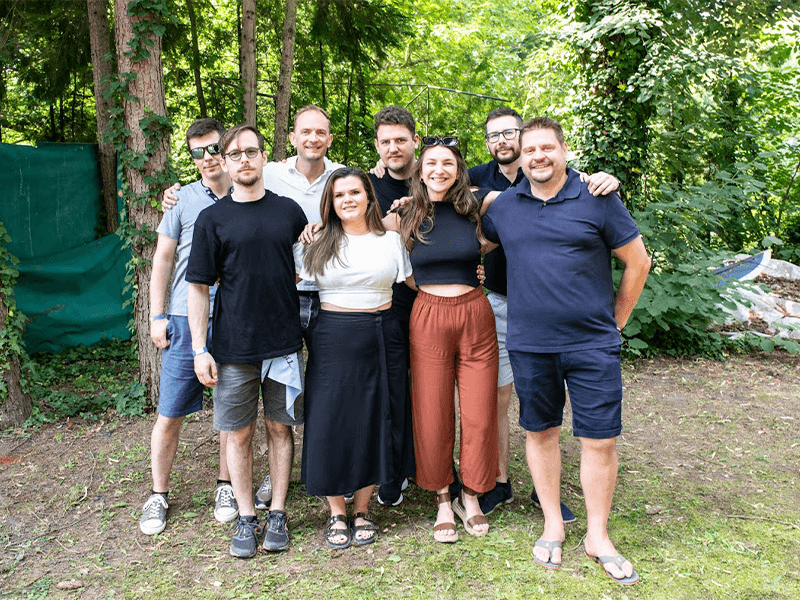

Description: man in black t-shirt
[187,125,307,559]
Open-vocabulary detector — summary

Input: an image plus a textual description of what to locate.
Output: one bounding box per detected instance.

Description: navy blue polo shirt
[468,161,525,296]
[482,168,640,353]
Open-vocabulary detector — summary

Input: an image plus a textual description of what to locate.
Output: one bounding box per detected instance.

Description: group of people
[139,103,651,586]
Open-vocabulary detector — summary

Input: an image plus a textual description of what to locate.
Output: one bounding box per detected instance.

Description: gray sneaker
[254,473,272,510]
[230,516,263,558]
[140,493,168,535]
[262,509,290,551]
[214,483,239,523]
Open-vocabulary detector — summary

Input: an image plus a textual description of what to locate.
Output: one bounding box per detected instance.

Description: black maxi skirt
[301,308,415,497]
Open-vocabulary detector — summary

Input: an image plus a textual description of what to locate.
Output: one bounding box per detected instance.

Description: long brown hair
[400,144,487,251]
[303,167,386,277]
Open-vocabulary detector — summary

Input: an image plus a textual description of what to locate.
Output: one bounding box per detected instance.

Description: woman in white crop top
[296,167,415,549]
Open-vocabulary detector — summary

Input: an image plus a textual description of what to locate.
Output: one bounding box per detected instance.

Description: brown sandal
[433,492,458,543]
[451,487,489,537]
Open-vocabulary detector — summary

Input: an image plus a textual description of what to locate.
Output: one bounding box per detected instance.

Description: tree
[241,0,257,125]
[87,0,119,233]
[272,0,298,160]
[185,0,207,117]
[112,0,173,409]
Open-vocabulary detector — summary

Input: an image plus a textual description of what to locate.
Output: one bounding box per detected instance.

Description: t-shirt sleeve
[392,233,413,282]
[156,195,182,239]
[481,208,500,244]
[185,209,219,285]
[602,192,640,250]
[293,242,309,279]
[292,203,309,241]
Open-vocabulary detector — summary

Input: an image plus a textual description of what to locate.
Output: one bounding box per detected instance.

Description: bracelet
[150,313,167,322]
[192,346,208,357]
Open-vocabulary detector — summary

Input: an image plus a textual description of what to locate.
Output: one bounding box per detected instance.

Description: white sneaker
[140,493,168,535]
[255,474,272,510]
[214,483,239,523]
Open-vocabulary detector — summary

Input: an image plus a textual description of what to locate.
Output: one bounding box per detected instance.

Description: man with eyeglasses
[470,108,620,519]
[141,118,237,537]
[186,124,308,558]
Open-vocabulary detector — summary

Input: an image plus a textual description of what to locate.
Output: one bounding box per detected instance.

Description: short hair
[219,124,265,155]
[374,105,416,137]
[185,118,226,151]
[519,116,565,145]
[484,107,523,132]
[292,105,330,131]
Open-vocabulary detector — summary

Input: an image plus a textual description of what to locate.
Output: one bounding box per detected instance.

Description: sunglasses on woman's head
[422,136,459,148]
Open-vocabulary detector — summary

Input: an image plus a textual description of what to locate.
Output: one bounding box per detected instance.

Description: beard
[492,145,520,166]
[527,162,555,183]
[232,170,260,187]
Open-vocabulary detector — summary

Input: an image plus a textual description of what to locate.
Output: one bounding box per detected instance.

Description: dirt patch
[1,353,799,598]
[755,274,800,302]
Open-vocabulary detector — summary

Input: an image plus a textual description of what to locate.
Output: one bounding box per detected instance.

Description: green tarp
[0,142,130,354]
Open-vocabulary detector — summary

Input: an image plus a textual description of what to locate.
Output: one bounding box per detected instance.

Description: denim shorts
[213,357,305,432]
[509,346,623,439]
[157,315,210,418]
[486,291,514,387]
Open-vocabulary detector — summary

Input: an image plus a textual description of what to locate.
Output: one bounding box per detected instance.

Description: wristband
[192,346,208,357]
[151,313,167,322]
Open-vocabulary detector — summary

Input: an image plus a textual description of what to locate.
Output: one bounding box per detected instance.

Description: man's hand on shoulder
[299,222,322,244]
[580,171,620,197]
[161,182,181,210]
[370,159,387,179]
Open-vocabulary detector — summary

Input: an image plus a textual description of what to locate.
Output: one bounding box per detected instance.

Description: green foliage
[24,339,142,425]
[0,220,30,404]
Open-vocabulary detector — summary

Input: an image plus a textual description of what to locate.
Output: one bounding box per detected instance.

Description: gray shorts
[213,358,305,431]
[487,290,514,387]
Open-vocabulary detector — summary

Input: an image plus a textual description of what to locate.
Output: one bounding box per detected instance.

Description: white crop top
[296,231,412,309]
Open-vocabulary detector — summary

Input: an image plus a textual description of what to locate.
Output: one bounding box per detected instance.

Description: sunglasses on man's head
[422,136,459,148]
[188,143,221,159]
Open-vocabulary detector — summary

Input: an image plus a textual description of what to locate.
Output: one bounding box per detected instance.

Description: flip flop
[587,553,640,586]
[533,538,562,570]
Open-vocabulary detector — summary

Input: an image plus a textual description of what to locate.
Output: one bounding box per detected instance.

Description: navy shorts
[157,315,211,418]
[509,346,623,439]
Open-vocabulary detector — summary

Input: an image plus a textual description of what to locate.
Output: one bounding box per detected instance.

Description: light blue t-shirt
[156,180,218,317]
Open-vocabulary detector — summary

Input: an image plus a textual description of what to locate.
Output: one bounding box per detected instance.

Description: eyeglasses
[188,143,221,159]
[224,147,261,162]
[422,136,459,147]
[485,128,520,143]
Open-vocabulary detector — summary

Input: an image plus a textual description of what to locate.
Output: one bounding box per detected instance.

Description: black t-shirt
[186,192,308,363]
[467,161,525,296]
[409,202,481,287]
[368,172,418,318]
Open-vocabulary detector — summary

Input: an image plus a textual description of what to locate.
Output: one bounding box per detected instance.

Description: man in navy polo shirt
[471,108,618,520]
[482,117,650,585]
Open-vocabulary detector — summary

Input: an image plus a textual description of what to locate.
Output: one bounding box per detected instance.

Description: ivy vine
[0,221,30,404]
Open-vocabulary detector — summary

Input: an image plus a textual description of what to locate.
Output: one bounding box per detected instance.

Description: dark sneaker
[214,483,239,523]
[530,488,577,524]
[230,516,262,558]
[140,493,168,535]
[254,474,272,510]
[262,510,290,551]
[478,481,513,515]
[377,478,409,507]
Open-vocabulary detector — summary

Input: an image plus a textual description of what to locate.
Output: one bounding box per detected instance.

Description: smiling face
[331,175,370,226]
[375,124,419,178]
[188,131,224,183]
[419,145,459,201]
[519,127,568,188]
[289,109,333,161]
[485,115,521,166]
[221,130,266,188]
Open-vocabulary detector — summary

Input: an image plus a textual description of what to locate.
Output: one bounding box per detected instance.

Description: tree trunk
[114,0,170,410]
[240,0,257,125]
[0,294,31,428]
[186,0,207,117]
[87,0,119,233]
[272,0,298,161]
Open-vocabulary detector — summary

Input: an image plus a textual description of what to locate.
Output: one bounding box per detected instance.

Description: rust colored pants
[409,286,500,493]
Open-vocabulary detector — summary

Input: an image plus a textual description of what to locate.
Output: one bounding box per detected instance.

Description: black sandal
[325,514,351,549]
[350,512,379,546]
